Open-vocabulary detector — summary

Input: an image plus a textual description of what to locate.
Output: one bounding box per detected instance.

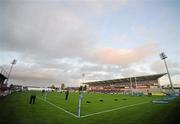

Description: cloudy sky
[0,0,179,87]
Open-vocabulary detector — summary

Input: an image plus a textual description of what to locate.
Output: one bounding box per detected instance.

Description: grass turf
[0,91,180,124]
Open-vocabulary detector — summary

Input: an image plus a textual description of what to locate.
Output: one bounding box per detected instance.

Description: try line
[38,97,149,118]
[38,97,79,118]
[81,101,149,118]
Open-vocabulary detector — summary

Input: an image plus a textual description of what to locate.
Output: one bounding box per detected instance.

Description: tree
[51,84,55,89]
[61,83,65,90]
[83,85,87,91]
[9,84,13,91]
[79,85,83,91]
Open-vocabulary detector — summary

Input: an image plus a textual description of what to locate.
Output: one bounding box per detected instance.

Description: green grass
[0,91,179,124]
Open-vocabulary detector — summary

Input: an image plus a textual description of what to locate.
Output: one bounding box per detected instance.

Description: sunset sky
[0,0,179,87]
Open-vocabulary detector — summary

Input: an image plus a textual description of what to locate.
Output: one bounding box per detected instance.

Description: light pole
[160,52,174,93]
[5,59,17,85]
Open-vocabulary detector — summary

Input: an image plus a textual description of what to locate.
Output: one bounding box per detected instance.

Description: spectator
[65,90,69,100]
[29,92,36,104]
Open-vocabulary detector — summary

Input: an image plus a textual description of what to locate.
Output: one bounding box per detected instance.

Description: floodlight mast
[160,52,174,92]
[5,59,17,85]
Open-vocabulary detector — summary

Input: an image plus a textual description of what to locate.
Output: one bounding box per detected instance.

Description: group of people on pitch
[29,90,70,104]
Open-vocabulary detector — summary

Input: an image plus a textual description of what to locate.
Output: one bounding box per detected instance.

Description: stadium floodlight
[5,59,17,85]
[11,59,17,65]
[160,52,167,60]
[159,52,174,92]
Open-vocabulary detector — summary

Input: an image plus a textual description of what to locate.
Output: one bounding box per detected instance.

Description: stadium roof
[84,73,166,85]
[0,66,8,79]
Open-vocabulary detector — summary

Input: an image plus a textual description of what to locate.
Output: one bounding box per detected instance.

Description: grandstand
[84,73,166,95]
[0,67,9,96]
[0,67,8,91]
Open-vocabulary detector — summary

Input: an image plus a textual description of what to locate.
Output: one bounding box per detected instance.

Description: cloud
[151,60,180,76]
[3,58,125,87]
[0,1,159,66]
[1,0,178,87]
[6,63,82,87]
[0,1,97,60]
[67,0,129,15]
[131,25,156,40]
[111,34,129,43]
[95,42,159,65]
[176,50,180,55]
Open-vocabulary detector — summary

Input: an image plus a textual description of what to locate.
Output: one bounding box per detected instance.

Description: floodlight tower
[160,52,174,92]
[5,59,17,85]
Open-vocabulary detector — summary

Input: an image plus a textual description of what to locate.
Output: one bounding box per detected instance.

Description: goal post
[77,91,83,118]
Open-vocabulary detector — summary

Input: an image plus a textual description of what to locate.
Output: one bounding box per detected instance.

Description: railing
[0,66,8,78]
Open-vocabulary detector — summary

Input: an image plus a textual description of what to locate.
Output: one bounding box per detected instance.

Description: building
[9,84,23,92]
[27,86,50,91]
[162,84,180,94]
[0,67,8,92]
[84,73,166,95]
[66,87,79,92]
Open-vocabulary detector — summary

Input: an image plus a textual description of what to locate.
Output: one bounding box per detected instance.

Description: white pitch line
[39,96,149,119]
[81,101,149,118]
[38,97,78,118]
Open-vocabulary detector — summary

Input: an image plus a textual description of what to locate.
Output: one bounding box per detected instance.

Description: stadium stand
[0,67,8,96]
[84,73,166,95]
